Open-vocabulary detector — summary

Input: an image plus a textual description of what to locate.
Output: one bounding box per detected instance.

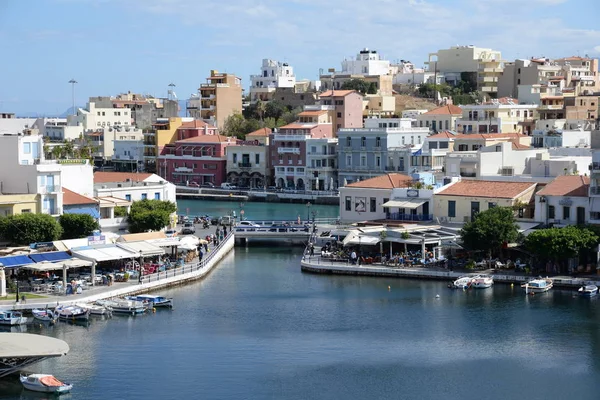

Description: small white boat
[471,275,494,289]
[20,374,73,394]
[96,299,146,315]
[55,305,90,321]
[450,276,473,289]
[32,309,58,324]
[0,311,28,326]
[77,303,112,316]
[522,278,553,293]
[126,294,173,308]
[578,285,598,297]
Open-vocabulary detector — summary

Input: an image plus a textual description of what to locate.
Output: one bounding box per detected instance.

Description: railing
[590,187,600,195]
[460,172,477,177]
[41,185,58,193]
[238,162,252,168]
[387,213,433,222]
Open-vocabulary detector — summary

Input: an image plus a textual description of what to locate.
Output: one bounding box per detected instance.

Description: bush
[0,213,62,245]
[59,213,99,239]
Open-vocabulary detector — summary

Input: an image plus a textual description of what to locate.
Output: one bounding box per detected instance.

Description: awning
[64,207,101,219]
[71,244,139,263]
[0,255,34,269]
[147,238,181,248]
[116,241,165,257]
[382,199,426,209]
[29,251,72,263]
[53,238,90,252]
[22,258,93,271]
[118,231,167,242]
[342,231,381,246]
[97,196,132,207]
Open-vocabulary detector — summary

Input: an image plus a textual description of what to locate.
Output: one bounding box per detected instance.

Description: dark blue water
[3,244,600,400]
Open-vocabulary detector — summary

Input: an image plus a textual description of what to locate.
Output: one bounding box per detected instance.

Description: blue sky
[1,0,599,115]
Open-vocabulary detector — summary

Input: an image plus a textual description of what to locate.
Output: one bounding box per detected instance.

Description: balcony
[457,117,500,123]
[479,67,503,73]
[201,94,215,100]
[277,147,300,154]
[590,186,600,195]
[590,162,600,171]
[387,212,433,222]
[384,166,401,171]
[201,105,215,111]
[478,76,498,83]
[539,105,564,110]
[44,207,62,216]
[40,185,59,194]
[238,162,252,168]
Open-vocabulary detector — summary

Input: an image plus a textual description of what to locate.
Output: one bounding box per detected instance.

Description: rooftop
[423,105,463,115]
[62,188,97,205]
[319,90,358,97]
[0,333,69,359]
[94,172,153,184]
[346,173,413,189]
[176,134,234,144]
[437,180,536,199]
[536,175,590,197]
[298,110,329,116]
[428,131,458,140]
[246,127,272,137]
[179,120,217,130]
[453,133,527,140]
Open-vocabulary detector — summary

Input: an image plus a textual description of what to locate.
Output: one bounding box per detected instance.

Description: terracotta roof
[437,180,536,199]
[319,90,358,97]
[423,105,463,115]
[176,134,234,143]
[511,142,531,150]
[118,231,167,242]
[536,175,589,197]
[346,173,412,189]
[298,110,328,116]
[62,188,98,206]
[179,120,217,130]
[428,131,457,139]
[246,127,272,137]
[560,56,590,61]
[94,172,153,184]
[484,97,519,105]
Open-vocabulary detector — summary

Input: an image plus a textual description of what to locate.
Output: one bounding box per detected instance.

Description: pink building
[318,90,363,131]
[176,120,218,140]
[158,134,235,186]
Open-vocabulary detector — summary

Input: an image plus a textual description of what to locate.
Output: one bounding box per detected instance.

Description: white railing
[277,147,300,154]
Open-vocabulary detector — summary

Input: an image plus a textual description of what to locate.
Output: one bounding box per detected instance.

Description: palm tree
[51,146,62,160]
[64,141,75,159]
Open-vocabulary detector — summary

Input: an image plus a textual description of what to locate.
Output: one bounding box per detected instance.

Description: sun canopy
[29,251,71,263]
[0,255,34,269]
[342,231,381,246]
[147,238,181,248]
[71,244,139,263]
[53,238,90,252]
[116,241,165,257]
[64,207,100,219]
[382,199,426,209]
[22,257,93,271]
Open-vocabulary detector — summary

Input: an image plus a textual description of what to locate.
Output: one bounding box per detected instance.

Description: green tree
[51,146,62,160]
[0,213,62,245]
[341,79,370,94]
[265,100,288,120]
[524,226,598,265]
[128,199,177,233]
[367,82,378,94]
[114,206,127,217]
[222,113,247,139]
[460,207,520,258]
[59,213,99,240]
[255,99,267,122]
[63,141,75,159]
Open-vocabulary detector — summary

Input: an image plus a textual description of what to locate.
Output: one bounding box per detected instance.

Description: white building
[535,175,589,226]
[456,98,538,135]
[249,59,296,102]
[69,101,133,131]
[112,136,145,172]
[44,118,83,141]
[338,48,393,76]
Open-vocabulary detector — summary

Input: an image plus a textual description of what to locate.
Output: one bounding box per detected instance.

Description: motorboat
[471,275,494,289]
[522,278,553,294]
[0,311,28,326]
[55,305,91,321]
[450,276,473,289]
[96,299,146,315]
[77,303,112,316]
[126,294,173,309]
[20,374,73,394]
[32,309,58,324]
[578,284,598,297]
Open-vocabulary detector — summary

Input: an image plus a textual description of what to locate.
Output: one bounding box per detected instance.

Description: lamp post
[13,275,19,303]
[240,202,245,221]
[68,79,77,116]
[306,202,311,223]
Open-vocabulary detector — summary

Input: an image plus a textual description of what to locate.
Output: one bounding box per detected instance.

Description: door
[46,175,54,191]
[471,201,480,221]
[577,207,585,225]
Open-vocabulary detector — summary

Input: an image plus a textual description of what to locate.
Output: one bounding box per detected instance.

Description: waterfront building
[416,104,463,132]
[588,147,600,224]
[112,133,144,172]
[433,180,536,223]
[249,59,296,103]
[337,117,429,184]
[62,188,100,219]
[225,128,271,189]
[158,135,235,186]
[318,90,364,131]
[455,97,538,135]
[187,70,243,129]
[535,175,589,226]
[143,117,193,173]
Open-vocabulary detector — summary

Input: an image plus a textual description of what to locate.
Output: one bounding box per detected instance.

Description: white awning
[53,238,90,252]
[382,199,426,209]
[72,244,139,263]
[147,238,181,248]
[342,231,381,246]
[116,241,165,257]
[22,258,93,271]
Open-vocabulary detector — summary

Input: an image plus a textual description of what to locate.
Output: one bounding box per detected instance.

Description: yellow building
[456,97,538,135]
[433,180,536,223]
[417,104,463,132]
[0,194,40,217]
[188,70,243,129]
[143,117,188,173]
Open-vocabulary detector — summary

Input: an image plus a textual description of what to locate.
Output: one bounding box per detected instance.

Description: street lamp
[306,202,311,222]
[68,79,77,116]
[13,275,19,303]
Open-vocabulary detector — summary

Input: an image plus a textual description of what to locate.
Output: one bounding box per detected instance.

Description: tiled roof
[560,56,590,61]
[319,90,358,97]
[62,188,98,205]
[94,172,153,184]
[536,175,589,197]
[179,120,217,129]
[423,105,463,115]
[177,134,234,143]
[346,173,412,189]
[511,142,531,150]
[482,97,519,105]
[428,131,458,139]
[437,180,536,199]
[246,127,272,137]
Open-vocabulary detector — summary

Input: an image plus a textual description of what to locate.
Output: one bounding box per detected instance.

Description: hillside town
[0,45,598,230]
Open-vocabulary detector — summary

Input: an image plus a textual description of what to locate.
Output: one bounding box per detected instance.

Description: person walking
[309,243,315,257]
[351,250,357,265]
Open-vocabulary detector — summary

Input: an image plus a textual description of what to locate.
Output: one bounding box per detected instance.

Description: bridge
[0,333,69,377]
[233,219,340,245]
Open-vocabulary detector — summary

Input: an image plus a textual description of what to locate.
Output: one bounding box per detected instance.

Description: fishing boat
[77,303,112,316]
[471,275,494,289]
[96,299,146,315]
[126,294,173,309]
[522,278,553,294]
[450,276,473,289]
[20,374,73,394]
[55,305,91,321]
[578,284,598,297]
[0,311,28,326]
[32,309,58,324]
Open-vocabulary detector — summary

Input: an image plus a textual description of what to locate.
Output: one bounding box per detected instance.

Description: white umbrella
[180,235,200,247]
[343,178,348,187]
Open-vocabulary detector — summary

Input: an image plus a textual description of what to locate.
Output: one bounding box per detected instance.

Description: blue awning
[29,251,72,263]
[0,255,35,268]
[64,207,100,219]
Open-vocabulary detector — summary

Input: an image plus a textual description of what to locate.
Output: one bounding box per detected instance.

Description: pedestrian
[199,249,203,262]
[223,226,228,236]
[204,242,208,252]
[309,243,314,257]
[351,250,357,265]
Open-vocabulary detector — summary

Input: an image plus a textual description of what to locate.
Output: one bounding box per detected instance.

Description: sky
[1,0,599,115]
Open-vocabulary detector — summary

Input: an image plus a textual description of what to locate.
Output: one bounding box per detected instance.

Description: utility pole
[68,79,77,115]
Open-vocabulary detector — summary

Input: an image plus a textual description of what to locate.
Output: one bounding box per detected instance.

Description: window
[445,120,449,129]
[154,193,160,200]
[141,193,147,200]
[375,137,381,147]
[337,112,342,118]
[255,154,260,164]
[125,194,131,201]
[21,209,31,214]
[448,200,456,218]
[376,156,381,167]
[346,155,351,166]
[429,141,438,149]
[411,156,420,166]
[402,136,405,145]
[23,142,31,154]
[439,141,448,149]
[458,144,468,151]
[345,196,352,211]
[361,137,366,147]
[488,202,496,209]
[311,146,317,154]
[548,205,555,219]
[563,206,570,220]
[370,197,377,212]
[360,156,366,166]
[346,137,351,146]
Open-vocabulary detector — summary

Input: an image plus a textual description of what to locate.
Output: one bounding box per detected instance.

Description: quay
[175,186,339,205]
[300,256,600,290]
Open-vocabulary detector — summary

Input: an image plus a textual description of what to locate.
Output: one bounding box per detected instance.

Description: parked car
[182,223,196,235]
[237,221,260,228]
[165,229,178,237]
[188,182,200,187]
[220,183,237,190]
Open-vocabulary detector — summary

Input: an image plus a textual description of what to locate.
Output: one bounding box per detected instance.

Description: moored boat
[55,305,91,321]
[0,311,28,326]
[471,275,494,289]
[522,278,553,294]
[126,294,173,309]
[32,309,58,324]
[77,303,112,316]
[20,374,73,394]
[578,284,598,297]
[450,276,473,289]
[96,299,146,315]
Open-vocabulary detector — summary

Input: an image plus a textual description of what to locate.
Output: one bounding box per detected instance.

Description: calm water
[2,201,600,399]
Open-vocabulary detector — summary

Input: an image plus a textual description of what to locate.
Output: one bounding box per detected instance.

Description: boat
[0,311,28,326]
[55,305,91,321]
[471,275,494,289]
[77,303,112,316]
[32,309,58,324]
[521,278,553,294]
[96,299,146,315]
[450,276,473,289]
[578,284,598,297]
[20,374,73,394]
[126,294,173,309]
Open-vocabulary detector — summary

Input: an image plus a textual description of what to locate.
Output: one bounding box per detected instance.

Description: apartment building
[187,70,243,129]
[416,104,463,132]
[249,59,296,102]
[226,128,271,189]
[456,97,538,134]
[90,93,179,130]
[143,117,192,173]
[318,90,363,131]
